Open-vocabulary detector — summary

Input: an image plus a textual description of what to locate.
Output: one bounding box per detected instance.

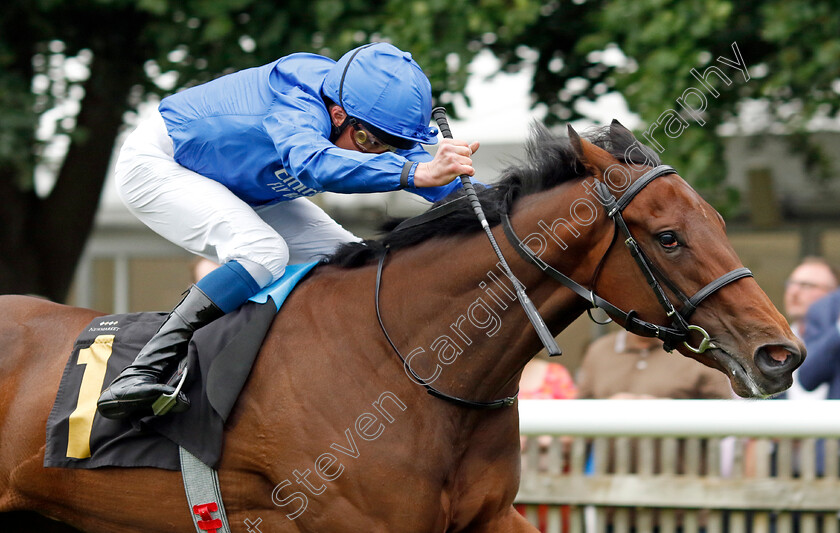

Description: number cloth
[45,300,278,470]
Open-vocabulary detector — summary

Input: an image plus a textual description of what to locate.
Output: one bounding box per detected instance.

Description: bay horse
[0,122,803,532]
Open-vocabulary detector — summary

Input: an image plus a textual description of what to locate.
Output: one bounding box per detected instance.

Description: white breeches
[115,110,360,285]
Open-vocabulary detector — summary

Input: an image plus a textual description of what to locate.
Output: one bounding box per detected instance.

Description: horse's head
[567,121,804,398]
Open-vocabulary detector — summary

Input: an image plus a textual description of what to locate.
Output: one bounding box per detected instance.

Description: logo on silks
[192,502,223,533]
[89,320,120,332]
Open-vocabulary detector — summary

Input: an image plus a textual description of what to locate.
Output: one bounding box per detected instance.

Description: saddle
[44,262,317,470]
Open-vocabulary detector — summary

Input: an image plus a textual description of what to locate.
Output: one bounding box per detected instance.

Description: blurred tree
[490,0,840,207]
[0,0,538,301]
[7,0,836,302]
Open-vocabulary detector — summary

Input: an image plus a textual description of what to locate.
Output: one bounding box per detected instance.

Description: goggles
[348,118,397,153]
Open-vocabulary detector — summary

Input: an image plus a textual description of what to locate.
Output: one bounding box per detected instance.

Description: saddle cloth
[44,262,317,470]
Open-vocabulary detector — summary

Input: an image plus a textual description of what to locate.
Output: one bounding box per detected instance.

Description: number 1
[66,334,115,459]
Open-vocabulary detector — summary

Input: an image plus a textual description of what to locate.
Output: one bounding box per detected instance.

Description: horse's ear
[610,119,636,142]
[567,124,618,174]
[567,124,584,156]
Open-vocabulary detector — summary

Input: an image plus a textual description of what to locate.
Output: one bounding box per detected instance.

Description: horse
[0,121,803,532]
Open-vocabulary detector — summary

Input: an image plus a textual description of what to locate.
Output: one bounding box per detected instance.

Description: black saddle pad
[44,299,277,470]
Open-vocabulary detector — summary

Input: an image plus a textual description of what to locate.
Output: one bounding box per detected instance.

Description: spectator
[516,358,576,532]
[519,357,577,401]
[577,330,732,400]
[518,357,577,452]
[776,259,840,510]
[797,286,840,478]
[799,288,840,399]
[576,330,731,532]
[780,256,838,399]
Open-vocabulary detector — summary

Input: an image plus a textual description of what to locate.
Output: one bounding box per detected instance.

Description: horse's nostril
[754,345,799,376]
[765,345,789,364]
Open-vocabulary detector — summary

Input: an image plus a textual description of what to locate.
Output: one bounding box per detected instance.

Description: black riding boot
[97,285,224,419]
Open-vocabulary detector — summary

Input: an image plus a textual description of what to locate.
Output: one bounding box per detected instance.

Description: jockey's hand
[414,139,480,188]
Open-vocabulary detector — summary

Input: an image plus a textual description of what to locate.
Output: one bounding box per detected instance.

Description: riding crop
[432,107,561,357]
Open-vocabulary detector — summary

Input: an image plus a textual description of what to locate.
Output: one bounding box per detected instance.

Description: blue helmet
[322,43,439,147]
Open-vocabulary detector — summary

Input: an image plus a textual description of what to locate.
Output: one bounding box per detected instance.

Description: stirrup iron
[151,365,189,416]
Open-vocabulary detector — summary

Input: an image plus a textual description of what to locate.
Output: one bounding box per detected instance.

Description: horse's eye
[658,232,680,249]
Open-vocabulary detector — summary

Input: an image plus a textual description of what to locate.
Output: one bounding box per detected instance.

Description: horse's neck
[381,182,606,404]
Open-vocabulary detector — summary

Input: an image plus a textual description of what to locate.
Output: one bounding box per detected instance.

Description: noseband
[501,165,753,353]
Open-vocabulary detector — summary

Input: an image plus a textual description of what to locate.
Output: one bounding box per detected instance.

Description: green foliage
[0,0,541,191]
[491,0,840,210]
[2,0,836,230]
[0,0,542,299]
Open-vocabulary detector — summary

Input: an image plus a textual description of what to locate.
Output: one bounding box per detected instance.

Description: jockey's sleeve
[265,92,478,203]
[394,142,491,202]
[404,179,462,202]
[392,144,461,202]
[266,96,422,195]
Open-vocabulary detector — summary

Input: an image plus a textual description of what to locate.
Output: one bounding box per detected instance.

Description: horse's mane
[325,122,661,268]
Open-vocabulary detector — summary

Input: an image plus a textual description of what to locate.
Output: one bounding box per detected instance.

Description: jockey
[96,42,479,419]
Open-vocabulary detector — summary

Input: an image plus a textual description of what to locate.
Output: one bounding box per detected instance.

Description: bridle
[374,164,752,410]
[502,164,754,353]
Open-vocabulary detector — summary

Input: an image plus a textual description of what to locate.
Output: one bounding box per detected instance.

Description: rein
[375,248,517,410]
[373,164,751,409]
[502,165,753,353]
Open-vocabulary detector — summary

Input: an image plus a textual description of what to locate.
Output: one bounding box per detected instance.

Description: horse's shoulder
[294,263,373,299]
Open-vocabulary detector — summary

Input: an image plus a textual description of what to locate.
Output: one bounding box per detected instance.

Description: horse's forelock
[584,124,661,168]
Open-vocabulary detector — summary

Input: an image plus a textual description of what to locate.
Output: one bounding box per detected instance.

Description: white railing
[515,400,840,533]
[519,400,840,437]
